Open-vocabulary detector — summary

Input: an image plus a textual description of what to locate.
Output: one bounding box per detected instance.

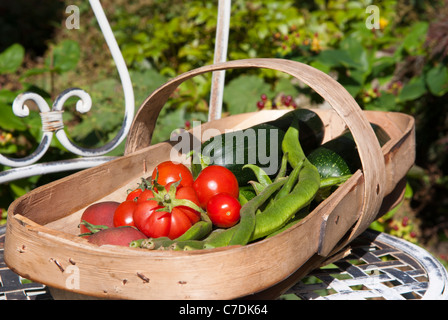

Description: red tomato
[206,193,241,228]
[193,165,239,208]
[137,188,157,203]
[126,188,143,201]
[140,207,193,239]
[175,186,201,224]
[113,200,138,227]
[151,161,194,188]
[133,199,160,235]
[132,186,201,239]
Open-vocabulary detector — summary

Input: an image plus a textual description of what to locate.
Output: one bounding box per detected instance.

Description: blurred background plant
[0,0,447,267]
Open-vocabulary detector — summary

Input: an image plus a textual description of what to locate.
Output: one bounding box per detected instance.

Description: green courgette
[192,109,325,186]
[193,123,285,186]
[265,108,324,155]
[307,123,390,179]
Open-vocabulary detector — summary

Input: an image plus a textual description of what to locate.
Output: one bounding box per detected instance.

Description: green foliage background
[0,0,447,265]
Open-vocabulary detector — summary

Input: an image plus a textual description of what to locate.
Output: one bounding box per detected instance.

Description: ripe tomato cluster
[105,161,242,241]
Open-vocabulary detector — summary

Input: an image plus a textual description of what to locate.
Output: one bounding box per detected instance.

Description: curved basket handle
[124,58,386,244]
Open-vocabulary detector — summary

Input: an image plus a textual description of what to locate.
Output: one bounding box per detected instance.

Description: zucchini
[192,109,325,186]
[308,123,390,179]
[265,108,324,155]
[193,124,285,186]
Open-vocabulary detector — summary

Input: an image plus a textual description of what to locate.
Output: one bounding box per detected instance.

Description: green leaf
[21,67,51,79]
[9,179,35,199]
[369,220,385,232]
[398,77,427,102]
[0,89,19,104]
[339,36,371,72]
[153,107,186,144]
[371,56,397,78]
[0,43,25,74]
[130,69,168,105]
[274,78,299,97]
[223,75,272,115]
[316,49,362,70]
[401,22,428,55]
[310,60,331,74]
[366,92,397,112]
[0,143,17,154]
[0,102,27,131]
[48,40,81,73]
[404,182,413,199]
[337,70,364,97]
[426,65,448,96]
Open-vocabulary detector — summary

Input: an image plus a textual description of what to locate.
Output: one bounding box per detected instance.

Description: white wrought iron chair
[0,0,134,184]
[0,0,446,300]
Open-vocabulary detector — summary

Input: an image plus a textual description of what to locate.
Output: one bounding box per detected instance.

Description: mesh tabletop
[285,229,448,300]
[1,226,447,300]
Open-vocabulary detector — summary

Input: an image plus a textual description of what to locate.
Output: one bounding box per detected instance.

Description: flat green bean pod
[228,178,287,246]
[204,178,287,248]
[250,162,319,240]
[265,207,309,239]
[274,152,289,182]
[250,120,320,241]
[203,228,236,249]
[319,174,352,189]
[242,164,272,189]
[174,220,212,242]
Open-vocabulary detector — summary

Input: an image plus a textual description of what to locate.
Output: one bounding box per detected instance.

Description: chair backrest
[0,0,231,184]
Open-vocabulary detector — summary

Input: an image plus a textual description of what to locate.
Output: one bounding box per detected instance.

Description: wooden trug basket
[4,59,415,300]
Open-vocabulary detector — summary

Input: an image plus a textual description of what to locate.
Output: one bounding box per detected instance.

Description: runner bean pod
[250,120,320,241]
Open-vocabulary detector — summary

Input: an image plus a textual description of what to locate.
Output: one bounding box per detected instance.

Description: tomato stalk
[146,175,205,214]
[79,220,110,236]
[187,150,210,178]
[127,177,152,195]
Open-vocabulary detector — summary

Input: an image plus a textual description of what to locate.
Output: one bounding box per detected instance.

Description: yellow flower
[311,33,321,52]
[379,17,389,30]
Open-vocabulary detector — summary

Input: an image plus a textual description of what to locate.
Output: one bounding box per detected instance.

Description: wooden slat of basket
[4,109,413,300]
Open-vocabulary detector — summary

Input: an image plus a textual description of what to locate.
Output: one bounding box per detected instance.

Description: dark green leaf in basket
[310,60,331,74]
[223,75,272,115]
